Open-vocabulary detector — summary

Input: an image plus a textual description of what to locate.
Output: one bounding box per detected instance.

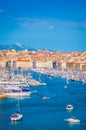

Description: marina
[0,0,86,129]
[0,70,86,130]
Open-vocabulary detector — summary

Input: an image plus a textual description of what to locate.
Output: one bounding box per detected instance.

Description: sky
[0,0,86,51]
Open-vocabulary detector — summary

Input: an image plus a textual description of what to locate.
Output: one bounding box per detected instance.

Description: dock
[0,93,7,99]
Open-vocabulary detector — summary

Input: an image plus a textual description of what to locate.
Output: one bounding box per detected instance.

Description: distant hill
[0,43,37,51]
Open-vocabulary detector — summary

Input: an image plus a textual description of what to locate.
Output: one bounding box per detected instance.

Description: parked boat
[0,93,7,99]
[2,88,31,97]
[0,73,31,98]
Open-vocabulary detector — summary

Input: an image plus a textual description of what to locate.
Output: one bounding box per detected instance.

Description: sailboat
[10,96,23,121]
[10,112,23,121]
[1,66,31,98]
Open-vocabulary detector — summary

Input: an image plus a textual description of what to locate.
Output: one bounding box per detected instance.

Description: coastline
[0,93,7,99]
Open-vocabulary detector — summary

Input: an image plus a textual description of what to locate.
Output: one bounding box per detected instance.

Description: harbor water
[0,71,86,130]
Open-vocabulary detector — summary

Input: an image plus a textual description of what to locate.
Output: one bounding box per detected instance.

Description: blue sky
[0,0,86,51]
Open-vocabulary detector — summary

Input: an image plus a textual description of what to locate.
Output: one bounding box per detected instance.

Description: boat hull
[66,105,73,111]
[10,113,23,121]
[65,118,80,123]
[2,92,31,97]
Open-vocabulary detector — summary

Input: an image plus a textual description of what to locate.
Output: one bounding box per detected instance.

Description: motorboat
[65,118,80,123]
[66,104,73,111]
[64,85,67,89]
[10,113,23,121]
[42,96,49,100]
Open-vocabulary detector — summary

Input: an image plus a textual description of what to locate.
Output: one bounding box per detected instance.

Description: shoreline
[32,68,86,84]
[0,93,7,99]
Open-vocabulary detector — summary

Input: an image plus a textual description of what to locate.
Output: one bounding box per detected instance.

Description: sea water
[0,72,86,130]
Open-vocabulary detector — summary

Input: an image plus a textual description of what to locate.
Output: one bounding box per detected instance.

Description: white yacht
[65,118,80,123]
[42,96,49,100]
[10,113,23,121]
[2,87,31,97]
[66,104,73,111]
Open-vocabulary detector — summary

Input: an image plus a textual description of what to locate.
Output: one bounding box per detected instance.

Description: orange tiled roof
[17,60,31,62]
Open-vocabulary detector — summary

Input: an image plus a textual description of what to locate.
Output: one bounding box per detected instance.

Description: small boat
[64,86,67,89]
[65,118,80,123]
[66,104,73,111]
[40,82,46,86]
[42,96,49,100]
[10,113,23,121]
[10,93,23,121]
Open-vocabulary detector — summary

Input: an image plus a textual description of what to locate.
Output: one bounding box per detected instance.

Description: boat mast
[18,94,21,113]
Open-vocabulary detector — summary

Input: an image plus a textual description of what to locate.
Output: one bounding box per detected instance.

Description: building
[15,60,33,69]
[33,60,53,69]
[0,58,9,68]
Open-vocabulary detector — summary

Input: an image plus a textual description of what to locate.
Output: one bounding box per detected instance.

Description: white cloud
[16,42,23,48]
[16,17,54,30]
[16,17,85,31]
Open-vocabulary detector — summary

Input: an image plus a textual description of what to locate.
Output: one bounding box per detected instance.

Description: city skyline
[0,0,86,52]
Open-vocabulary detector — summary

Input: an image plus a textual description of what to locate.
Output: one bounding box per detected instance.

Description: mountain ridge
[0,44,37,51]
